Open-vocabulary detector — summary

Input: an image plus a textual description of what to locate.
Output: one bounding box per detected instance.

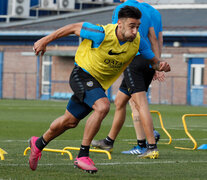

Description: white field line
[0,103,66,107]
[0,139,82,143]
[1,138,207,143]
[125,125,207,131]
[5,107,64,110]
[122,138,207,141]
[1,160,207,167]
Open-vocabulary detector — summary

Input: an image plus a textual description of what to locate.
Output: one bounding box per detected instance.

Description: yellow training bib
[75,24,140,90]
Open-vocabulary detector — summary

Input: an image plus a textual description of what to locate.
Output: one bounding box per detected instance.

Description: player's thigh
[66,95,93,120]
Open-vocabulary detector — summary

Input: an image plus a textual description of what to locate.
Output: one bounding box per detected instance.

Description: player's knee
[50,115,79,132]
[95,103,110,115]
[101,103,110,114]
[64,121,78,129]
[62,116,79,129]
[115,98,125,109]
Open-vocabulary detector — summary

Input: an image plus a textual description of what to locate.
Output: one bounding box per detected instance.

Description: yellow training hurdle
[23,147,73,160]
[131,110,172,145]
[23,146,111,160]
[62,147,112,160]
[150,110,172,145]
[175,114,207,150]
[0,148,8,160]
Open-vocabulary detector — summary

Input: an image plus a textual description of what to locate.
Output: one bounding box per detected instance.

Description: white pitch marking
[1,137,207,143]
[125,125,207,131]
[122,138,207,142]
[1,160,207,167]
[0,139,82,142]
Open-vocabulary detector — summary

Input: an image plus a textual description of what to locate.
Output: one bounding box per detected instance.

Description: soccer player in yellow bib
[30,6,170,173]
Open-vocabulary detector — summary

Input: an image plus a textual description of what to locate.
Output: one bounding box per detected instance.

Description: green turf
[0,99,207,180]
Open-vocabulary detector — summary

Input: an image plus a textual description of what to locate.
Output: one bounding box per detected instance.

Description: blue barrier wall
[187,58,204,105]
[191,87,204,106]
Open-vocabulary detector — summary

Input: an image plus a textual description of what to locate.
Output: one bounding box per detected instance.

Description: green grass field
[0,99,207,180]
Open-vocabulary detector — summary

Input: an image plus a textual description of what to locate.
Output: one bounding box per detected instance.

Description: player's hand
[153,71,165,81]
[158,61,171,72]
[33,39,47,56]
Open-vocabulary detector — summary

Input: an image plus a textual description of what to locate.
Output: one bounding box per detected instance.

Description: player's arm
[148,27,160,58]
[33,22,105,56]
[80,22,105,45]
[158,31,163,57]
[153,31,164,80]
[157,13,163,57]
[139,37,170,72]
[33,22,83,56]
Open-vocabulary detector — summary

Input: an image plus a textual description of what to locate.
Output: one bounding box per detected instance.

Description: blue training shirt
[141,2,163,39]
[80,22,105,48]
[80,22,154,60]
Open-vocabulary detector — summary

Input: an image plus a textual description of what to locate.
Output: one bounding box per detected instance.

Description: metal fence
[2,72,37,99]
[150,76,188,105]
[1,72,207,106]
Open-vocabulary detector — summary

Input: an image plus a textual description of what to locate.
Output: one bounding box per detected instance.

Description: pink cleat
[74,156,98,174]
[29,136,42,171]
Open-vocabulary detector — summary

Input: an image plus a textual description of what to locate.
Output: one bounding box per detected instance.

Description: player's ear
[117,19,122,28]
[117,19,121,25]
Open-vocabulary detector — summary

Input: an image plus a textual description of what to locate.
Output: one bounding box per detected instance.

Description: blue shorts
[67,65,107,120]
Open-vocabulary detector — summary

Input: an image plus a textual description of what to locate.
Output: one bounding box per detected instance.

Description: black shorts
[67,65,107,120]
[120,55,155,96]
[69,65,105,102]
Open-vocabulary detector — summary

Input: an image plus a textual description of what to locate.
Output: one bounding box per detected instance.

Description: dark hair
[118,5,142,20]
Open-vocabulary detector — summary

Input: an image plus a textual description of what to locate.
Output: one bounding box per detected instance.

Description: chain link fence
[3,72,36,99]
[2,71,207,106]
